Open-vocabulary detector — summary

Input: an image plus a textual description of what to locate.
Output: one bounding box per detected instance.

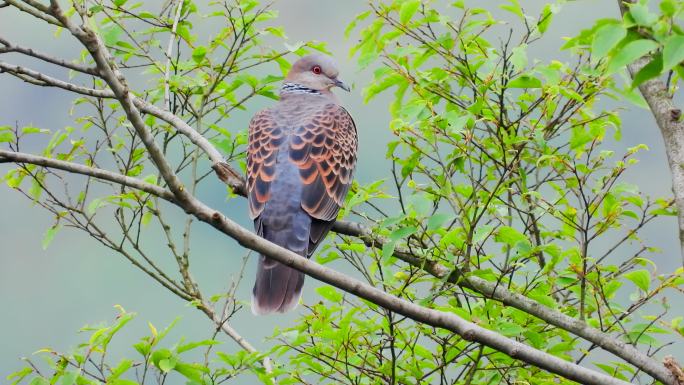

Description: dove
[246,54,358,315]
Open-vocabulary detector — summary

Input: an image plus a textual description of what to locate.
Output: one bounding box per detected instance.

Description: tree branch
[0,149,175,202]
[628,57,684,266]
[618,0,684,267]
[3,0,60,25]
[162,0,183,110]
[183,194,632,385]
[0,36,99,75]
[199,303,273,373]
[0,60,110,98]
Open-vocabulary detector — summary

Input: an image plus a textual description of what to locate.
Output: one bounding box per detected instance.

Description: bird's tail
[251,255,305,315]
[251,214,309,315]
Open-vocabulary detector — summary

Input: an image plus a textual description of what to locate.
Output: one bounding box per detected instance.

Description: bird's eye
[312,66,322,75]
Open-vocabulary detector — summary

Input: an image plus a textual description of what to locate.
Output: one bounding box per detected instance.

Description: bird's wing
[289,104,357,254]
[246,109,283,219]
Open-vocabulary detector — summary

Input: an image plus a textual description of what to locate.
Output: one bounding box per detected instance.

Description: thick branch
[618,0,684,266]
[184,197,629,385]
[629,58,684,266]
[334,222,676,385]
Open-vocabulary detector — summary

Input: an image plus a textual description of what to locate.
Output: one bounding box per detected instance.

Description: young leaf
[507,74,542,88]
[0,130,15,143]
[42,225,60,250]
[607,39,658,74]
[427,213,453,231]
[192,46,207,63]
[591,23,626,60]
[537,4,555,34]
[399,0,420,24]
[624,269,650,292]
[629,3,657,27]
[102,25,124,46]
[663,35,684,72]
[316,285,343,303]
[632,53,663,88]
[500,0,524,20]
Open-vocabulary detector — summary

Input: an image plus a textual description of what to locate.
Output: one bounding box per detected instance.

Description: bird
[246,54,358,315]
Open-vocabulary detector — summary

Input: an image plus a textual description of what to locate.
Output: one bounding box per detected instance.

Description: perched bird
[246,54,358,315]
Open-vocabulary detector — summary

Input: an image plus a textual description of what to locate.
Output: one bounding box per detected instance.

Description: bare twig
[0,37,99,75]
[163,0,184,110]
[0,149,175,202]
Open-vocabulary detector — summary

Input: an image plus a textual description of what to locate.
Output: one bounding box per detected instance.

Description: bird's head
[284,54,350,93]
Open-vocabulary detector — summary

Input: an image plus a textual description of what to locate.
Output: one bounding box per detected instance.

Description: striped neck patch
[281,82,321,95]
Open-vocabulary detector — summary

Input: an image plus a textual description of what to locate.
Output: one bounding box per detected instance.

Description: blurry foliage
[3,0,684,384]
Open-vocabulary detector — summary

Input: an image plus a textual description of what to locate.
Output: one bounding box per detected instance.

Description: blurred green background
[0,0,680,381]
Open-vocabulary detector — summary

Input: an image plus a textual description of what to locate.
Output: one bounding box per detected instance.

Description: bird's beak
[334,78,350,92]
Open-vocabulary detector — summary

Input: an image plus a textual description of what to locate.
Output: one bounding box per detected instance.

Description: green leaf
[8,367,33,385]
[88,197,107,214]
[28,378,49,385]
[316,285,343,303]
[0,129,15,143]
[42,225,60,250]
[382,241,396,261]
[176,340,219,353]
[345,10,371,38]
[537,4,555,34]
[495,226,527,245]
[624,269,650,292]
[500,0,524,20]
[22,126,50,135]
[174,363,206,383]
[663,35,684,72]
[591,23,626,60]
[632,53,663,88]
[629,3,657,27]
[27,171,45,201]
[607,39,658,74]
[510,44,527,71]
[110,358,133,379]
[389,226,417,241]
[507,74,541,88]
[158,357,176,373]
[399,0,420,24]
[60,371,78,385]
[660,0,677,16]
[427,213,452,231]
[102,25,124,46]
[498,321,524,336]
[192,46,207,63]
